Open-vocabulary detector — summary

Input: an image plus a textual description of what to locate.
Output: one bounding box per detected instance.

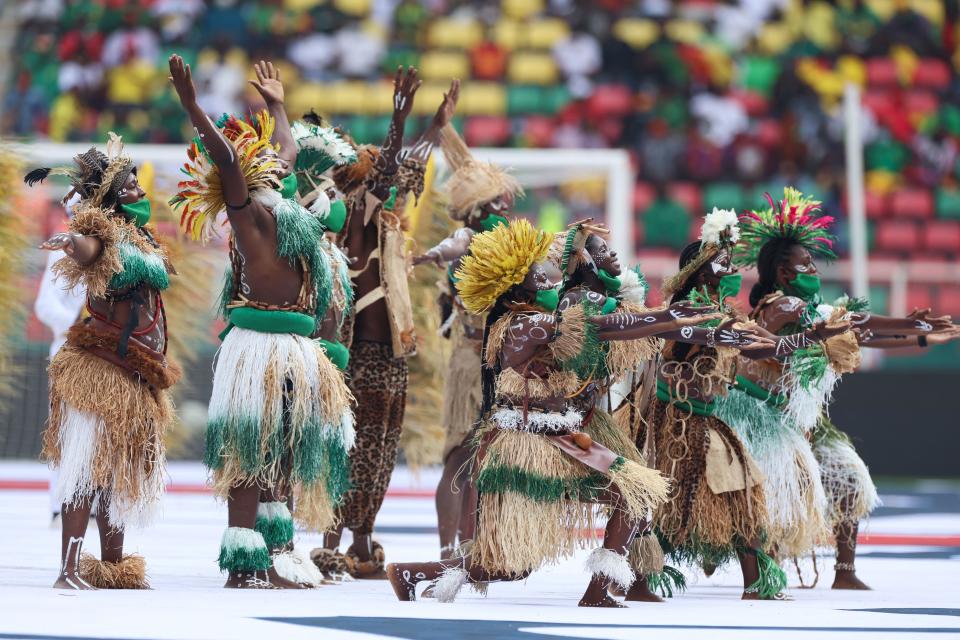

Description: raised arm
[249,60,296,171]
[370,67,421,200]
[406,79,459,164]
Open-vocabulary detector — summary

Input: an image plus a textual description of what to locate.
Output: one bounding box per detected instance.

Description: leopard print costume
[337,340,409,534]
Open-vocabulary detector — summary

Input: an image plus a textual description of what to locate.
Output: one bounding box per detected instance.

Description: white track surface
[1,461,958,640]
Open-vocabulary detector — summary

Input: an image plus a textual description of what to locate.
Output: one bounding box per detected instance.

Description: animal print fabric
[337,340,409,534]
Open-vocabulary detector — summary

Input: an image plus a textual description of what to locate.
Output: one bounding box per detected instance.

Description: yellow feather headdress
[454,218,554,314]
[169,110,281,243]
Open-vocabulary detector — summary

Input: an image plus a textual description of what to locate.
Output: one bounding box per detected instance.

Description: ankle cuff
[219,527,271,572]
[585,548,635,590]
[255,501,294,549]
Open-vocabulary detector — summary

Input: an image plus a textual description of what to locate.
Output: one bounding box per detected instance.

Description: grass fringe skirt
[43,346,171,530]
[811,415,880,527]
[440,332,483,460]
[643,397,767,566]
[205,327,355,532]
[715,388,831,558]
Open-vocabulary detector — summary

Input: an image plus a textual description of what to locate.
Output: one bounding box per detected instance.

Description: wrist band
[706,326,716,348]
[226,196,252,210]
[918,335,928,348]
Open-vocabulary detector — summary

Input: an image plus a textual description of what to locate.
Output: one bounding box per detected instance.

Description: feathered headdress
[290,116,357,221]
[24,132,133,209]
[440,124,523,222]
[733,187,836,267]
[662,207,740,296]
[169,110,281,243]
[454,218,554,314]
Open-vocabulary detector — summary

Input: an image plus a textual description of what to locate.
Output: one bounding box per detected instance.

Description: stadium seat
[464,116,511,146]
[508,52,559,85]
[866,58,898,87]
[729,89,768,117]
[612,18,660,49]
[740,56,780,97]
[935,286,960,316]
[586,84,633,119]
[935,188,960,220]
[865,190,891,219]
[459,82,506,116]
[502,0,544,21]
[906,287,934,314]
[418,51,470,82]
[921,220,960,255]
[527,18,571,49]
[426,17,483,50]
[755,119,782,147]
[703,182,745,212]
[914,59,950,89]
[875,220,921,253]
[633,182,655,212]
[905,90,939,116]
[890,189,934,219]
[470,41,508,80]
[644,198,692,250]
[493,19,521,50]
[668,182,702,214]
[506,85,568,116]
[522,115,556,147]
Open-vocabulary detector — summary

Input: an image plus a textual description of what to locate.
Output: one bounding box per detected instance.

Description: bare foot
[267,566,307,589]
[703,562,717,578]
[224,570,278,589]
[53,573,95,590]
[579,594,628,608]
[625,581,665,603]
[608,583,626,597]
[832,571,871,590]
[387,563,418,601]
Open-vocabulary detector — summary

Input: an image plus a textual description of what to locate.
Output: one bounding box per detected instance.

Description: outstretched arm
[249,60,296,172]
[39,232,101,265]
[849,310,952,336]
[406,79,459,164]
[370,67,421,199]
[412,227,473,266]
[169,55,249,209]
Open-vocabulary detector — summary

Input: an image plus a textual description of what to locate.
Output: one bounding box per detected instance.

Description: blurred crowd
[5,0,960,260]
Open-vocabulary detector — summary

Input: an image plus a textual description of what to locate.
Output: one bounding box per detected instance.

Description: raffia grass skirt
[715,389,831,558]
[811,415,880,527]
[440,335,483,460]
[205,328,355,532]
[643,397,767,562]
[43,346,171,530]
[472,415,668,575]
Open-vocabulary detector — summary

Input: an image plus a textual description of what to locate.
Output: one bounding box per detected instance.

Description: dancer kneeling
[387,219,718,607]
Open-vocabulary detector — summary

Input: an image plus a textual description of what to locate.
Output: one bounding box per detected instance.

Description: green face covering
[789,272,821,301]
[534,286,560,312]
[718,273,742,300]
[322,199,347,233]
[120,199,151,227]
[479,213,508,232]
[279,173,299,199]
[597,268,622,293]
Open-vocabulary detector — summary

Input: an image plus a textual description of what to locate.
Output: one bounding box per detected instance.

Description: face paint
[534,286,560,312]
[322,199,347,233]
[279,173,298,199]
[479,213,508,232]
[718,273,742,300]
[120,199,151,227]
[597,268,622,293]
[789,272,821,301]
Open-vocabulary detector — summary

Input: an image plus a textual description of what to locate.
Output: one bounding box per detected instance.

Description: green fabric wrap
[656,380,716,416]
[220,307,315,341]
[733,375,786,408]
[600,296,618,315]
[319,338,350,371]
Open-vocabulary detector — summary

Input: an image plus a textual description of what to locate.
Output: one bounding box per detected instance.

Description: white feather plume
[700,207,741,246]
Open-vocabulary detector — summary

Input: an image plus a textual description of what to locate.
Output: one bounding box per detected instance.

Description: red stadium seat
[756,119,782,148]
[865,190,890,219]
[906,287,934,313]
[668,182,701,214]
[914,59,950,89]
[586,84,633,119]
[464,116,511,146]
[921,220,960,255]
[866,58,898,87]
[890,189,934,219]
[862,90,890,114]
[935,285,960,316]
[905,90,939,116]
[875,220,921,253]
[522,116,556,147]
[729,89,768,117]
[633,182,655,212]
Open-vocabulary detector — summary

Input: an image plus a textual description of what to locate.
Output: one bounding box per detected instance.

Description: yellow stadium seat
[837,55,867,87]
[911,0,944,26]
[333,0,371,17]
[867,169,899,195]
[330,81,372,115]
[286,83,330,118]
[757,22,793,55]
[508,51,558,85]
[664,19,704,44]
[284,0,323,10]
[865,0,895,20]
[493,19,521,50]
[527,18,570,49]
[418,51,470,82]
[803,2,837,51]
[612,18,659,49]
[427,17,484,49]
[367,81,395,115]
[458,82,507,116]
[502,0,544,21]
[412,83,450,116]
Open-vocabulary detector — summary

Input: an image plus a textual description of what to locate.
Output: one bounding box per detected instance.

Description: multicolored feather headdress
[24,132,134,210]
[454,218,554,314]
[733,186,836,268]
[169,110,281,243]
[662,207,740,296]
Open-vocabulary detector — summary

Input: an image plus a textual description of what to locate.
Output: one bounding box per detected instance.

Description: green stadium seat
[643,197,691,250]
[703,182,745,212]
[935,187,960,219]
[739,56,781,96]
[507,85,568,116]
